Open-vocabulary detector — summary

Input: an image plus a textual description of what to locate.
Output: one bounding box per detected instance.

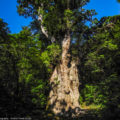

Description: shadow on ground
[38,108,103,120]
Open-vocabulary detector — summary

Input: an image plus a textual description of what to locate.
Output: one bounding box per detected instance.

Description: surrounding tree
[79,15,120,120]
[0,20,49,118]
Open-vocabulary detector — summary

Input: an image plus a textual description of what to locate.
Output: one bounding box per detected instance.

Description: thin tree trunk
[48,31,80,116]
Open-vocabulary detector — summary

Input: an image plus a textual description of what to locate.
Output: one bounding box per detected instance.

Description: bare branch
[38,7,55,43]
[38,15,49,38]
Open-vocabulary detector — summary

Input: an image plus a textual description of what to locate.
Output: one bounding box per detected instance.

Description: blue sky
[0,0,120,33]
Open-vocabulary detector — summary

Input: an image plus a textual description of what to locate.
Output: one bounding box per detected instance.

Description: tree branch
[38,7,55,43]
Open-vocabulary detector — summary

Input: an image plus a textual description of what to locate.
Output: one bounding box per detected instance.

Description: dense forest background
[0,0,120,120]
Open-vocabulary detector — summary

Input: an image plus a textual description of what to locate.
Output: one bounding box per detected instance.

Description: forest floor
[77,103,103,120]
[41,103,103,120]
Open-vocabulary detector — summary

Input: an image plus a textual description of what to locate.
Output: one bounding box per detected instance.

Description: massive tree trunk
[49,31,80,116]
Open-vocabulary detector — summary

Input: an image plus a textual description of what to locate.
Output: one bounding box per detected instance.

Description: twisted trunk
[49,32,80,115]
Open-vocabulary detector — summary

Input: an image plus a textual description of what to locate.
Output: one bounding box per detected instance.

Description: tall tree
[17,0,95,116]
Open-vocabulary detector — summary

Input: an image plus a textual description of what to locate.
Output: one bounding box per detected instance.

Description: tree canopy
[17,0,95,43]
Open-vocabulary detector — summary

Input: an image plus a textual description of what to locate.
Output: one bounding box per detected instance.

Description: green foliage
[0,22,49,117]
[0,18,10,43]
[80,85,106,105]
[17,0,95,40]
[41,43,61,71]
[80,15,120,119]
[102,40,118,50]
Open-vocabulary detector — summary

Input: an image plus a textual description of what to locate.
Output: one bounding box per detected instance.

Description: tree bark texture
[49,32,80,116]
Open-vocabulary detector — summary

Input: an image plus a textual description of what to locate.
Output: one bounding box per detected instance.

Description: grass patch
[81,102,104,110]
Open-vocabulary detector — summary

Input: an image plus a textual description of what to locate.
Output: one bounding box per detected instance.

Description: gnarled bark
[49,32,80,116]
